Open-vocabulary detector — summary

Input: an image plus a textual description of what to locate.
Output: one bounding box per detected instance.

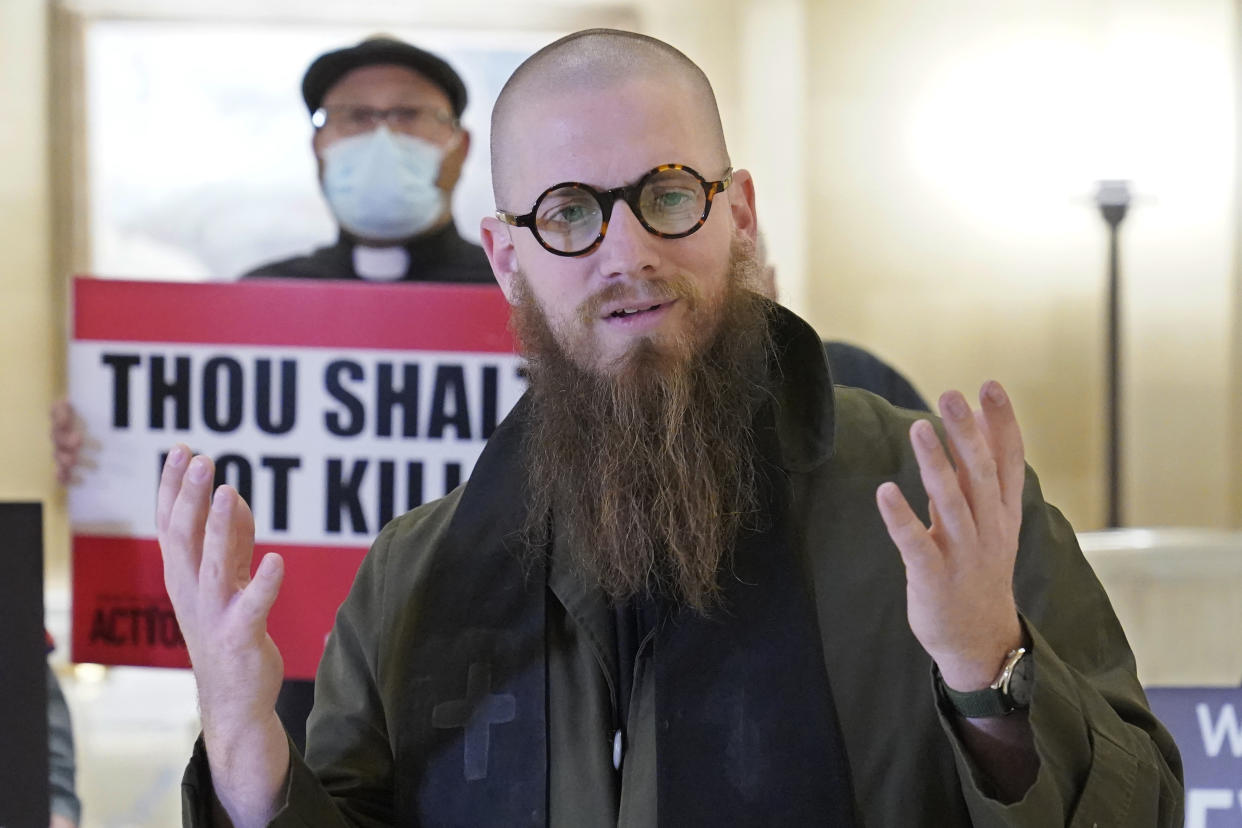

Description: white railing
[1078,528,1242,686]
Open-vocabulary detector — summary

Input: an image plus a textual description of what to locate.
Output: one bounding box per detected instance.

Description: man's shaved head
[490,28,729,207]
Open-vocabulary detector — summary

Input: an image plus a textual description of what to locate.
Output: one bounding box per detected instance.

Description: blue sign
[1147,686,1242,827]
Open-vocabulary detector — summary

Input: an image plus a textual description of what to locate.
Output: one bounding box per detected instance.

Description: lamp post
[1094,180,1132,528]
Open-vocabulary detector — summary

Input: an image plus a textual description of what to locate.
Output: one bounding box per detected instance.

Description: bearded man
[163,28,1182,828]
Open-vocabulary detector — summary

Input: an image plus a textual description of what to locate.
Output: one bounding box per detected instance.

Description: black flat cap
[301,36,468,118]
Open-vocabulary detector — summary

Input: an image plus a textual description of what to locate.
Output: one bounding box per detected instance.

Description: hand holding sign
[51,398,91,486]
[156,445,289,826]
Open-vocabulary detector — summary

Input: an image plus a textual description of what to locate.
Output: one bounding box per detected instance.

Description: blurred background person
[243,35,497,754]
[244,36,494,284]
[50,35,496,481]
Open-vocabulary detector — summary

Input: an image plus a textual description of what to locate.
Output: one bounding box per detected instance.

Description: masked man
[245,36,494,284]
[163,28,1181,827]
[239,36,496,752]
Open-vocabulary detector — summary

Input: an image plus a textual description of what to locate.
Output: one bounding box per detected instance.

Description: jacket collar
[764,302,838,473]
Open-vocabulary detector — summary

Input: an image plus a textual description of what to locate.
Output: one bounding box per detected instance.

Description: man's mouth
[608,302,666,319]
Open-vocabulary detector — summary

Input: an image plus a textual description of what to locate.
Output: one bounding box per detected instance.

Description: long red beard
[512,238,775,611]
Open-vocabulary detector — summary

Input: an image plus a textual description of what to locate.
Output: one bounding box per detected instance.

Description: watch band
[937,647,1030,719]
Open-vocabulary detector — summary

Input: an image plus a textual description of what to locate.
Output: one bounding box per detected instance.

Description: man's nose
[594,201,660,278]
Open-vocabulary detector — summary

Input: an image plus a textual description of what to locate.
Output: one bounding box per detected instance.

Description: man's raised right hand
[157,445,290,827]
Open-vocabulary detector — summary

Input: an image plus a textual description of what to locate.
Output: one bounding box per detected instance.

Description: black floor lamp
[1094,180,1132,529]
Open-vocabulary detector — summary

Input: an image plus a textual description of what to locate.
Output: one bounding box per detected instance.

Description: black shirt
[242,222,495,284]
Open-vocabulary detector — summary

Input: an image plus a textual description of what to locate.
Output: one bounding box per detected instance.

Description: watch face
[1006,650,1034,709]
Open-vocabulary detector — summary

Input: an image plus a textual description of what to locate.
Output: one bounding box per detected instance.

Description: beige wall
[790,0,1237,530]
[0,1,68,583]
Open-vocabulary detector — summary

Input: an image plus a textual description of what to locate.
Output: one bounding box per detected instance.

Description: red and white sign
[69,278,523,678]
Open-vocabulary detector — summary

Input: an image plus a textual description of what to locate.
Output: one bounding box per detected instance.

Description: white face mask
[321,126,449,242]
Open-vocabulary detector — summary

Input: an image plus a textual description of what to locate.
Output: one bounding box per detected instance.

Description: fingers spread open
[236,552,284,627]
[232,490,256,579]
[156,445,191,534]
[937,391,1002,541]
[162,453,214,588]
[909,418,975,547]
[979,381,1026,513]
[202,485,252,606]
[876,481,939,573]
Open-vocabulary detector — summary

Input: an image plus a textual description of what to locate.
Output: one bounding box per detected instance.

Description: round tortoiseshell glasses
[495,163,733,257]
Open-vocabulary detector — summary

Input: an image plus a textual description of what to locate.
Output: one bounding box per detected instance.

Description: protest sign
[69,278,523,678]
[1147,686,1242,827]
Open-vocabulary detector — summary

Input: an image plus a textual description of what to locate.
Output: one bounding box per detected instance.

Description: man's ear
[437,129,471,191]
[727,168,758,243]
[480,216,520,303]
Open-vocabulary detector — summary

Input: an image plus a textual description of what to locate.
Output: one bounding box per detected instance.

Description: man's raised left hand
[876,380,1027,692]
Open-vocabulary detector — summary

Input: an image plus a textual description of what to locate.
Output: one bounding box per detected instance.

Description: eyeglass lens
[533,167,709,254]
[318,105,454,141]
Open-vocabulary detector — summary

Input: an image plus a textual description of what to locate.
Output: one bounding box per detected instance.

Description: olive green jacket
[183,307,1182,826]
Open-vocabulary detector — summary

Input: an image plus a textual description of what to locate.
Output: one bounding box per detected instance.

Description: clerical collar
[352,244,410,281]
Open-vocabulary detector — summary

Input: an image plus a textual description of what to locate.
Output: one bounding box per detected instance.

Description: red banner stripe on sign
[73,277,517,353]
[71,535,366,679]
